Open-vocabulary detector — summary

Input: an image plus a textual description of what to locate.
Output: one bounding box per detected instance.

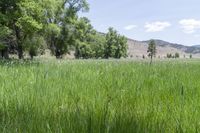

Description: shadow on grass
[0,106,184,133]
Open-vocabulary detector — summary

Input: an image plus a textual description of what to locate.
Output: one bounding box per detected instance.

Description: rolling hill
[99,32,200,58]
[127,39,200,58]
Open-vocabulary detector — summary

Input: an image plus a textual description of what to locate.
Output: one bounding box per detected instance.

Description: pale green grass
[0,60,200,132]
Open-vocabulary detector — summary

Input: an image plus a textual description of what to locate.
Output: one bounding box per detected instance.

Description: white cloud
[179,19,200,34]
[124,25,137,30]
[144,21,171,32]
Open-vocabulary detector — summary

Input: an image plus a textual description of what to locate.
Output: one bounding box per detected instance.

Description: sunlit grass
[0,59,199,132]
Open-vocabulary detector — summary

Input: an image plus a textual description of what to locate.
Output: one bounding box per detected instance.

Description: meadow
[0,59,200,132]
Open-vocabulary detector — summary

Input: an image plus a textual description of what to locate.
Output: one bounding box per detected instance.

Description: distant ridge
[141,39,200,54]
[98,32,200,58]
[127,38,200,58]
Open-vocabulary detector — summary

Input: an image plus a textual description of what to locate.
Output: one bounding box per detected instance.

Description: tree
[24,35,46,59]
[92,33,106,58]
[0,0,89,59]
[0,1,17,59]
[75,32,106,59]
[105,27,127,59]
[74,17,95,58]
[147,40,156,64]
[44,0,89,59]
[105,28,117,58]
[190,54,192,59]
[167,53,172,58]
[175,53,180,58]
[0,25,11,59]
[73,17,107,59]
[0,0,45,59]
[115,35,127,58]
[0,0,130,60]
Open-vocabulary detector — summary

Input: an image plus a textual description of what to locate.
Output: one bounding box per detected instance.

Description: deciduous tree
[105,27,127,59]
[0,0,45,59]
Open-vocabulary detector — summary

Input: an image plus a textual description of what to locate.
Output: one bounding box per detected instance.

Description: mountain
[192,45,200,48]
[142,40,200,54]
[127,39,200,58]
[98,32,200,58]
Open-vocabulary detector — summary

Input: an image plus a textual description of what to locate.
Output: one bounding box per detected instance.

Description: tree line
[0,0,127,59]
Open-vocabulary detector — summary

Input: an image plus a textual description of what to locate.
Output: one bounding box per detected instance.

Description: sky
[80,0,200,46]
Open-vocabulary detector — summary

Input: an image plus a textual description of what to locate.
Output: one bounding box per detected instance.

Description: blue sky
[80,0,200,46]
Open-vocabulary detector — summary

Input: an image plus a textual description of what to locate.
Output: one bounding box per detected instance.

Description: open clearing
[0,60,200,132]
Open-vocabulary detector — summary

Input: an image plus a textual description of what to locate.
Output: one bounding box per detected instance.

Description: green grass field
[0,60,200,132]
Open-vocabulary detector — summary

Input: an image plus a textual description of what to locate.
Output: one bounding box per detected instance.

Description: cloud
[124,25,137,30]
[144,21,171,32]
[179,19,200,34]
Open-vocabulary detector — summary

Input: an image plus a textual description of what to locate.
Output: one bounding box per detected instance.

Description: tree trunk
[2,48,9,59]
[150,56,153,65]
[0,50,3,59]
[14,25,24,59]
[55,49,62,59]
[30,54,34,60]
[18,45,23,59]
[0,48,9,59]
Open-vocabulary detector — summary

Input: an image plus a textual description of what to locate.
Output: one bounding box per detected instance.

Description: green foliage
[16,15,43,34]
[105,27,128,59]
[0,25,11,38]
[175,53,180,58]
[167,53,180,59]
[46,24,61,38]
[115,35,128,58]
[0,43,6,51]
[167,53,172,58]
[43,0,89,58]
[147,40,156,58]
[0,0,128,60]
[147,40,156,63]
[0,0,46,59]
[91,33,106,58]
[66,0,89,15]
[75,41,95,58]
[74,17,106,59]
[24,35,46,59]
[0,25,11,51]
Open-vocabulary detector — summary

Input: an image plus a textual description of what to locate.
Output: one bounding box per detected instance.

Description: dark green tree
[0,0,44,59]
[175,53,180,58]
[147,40,156,64]
[105,27,127,59]
[190,54,192,59]
[0,25,11,58]
[24,35,46,59]
[74,17,106,59]
[167,53,172,58]
[92,33,106,58]
[44,0,89,58]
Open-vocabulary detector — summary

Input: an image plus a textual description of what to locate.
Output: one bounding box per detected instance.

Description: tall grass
[0,59,200,132]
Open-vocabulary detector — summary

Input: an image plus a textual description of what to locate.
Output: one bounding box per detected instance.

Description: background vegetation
[0,0,127,60]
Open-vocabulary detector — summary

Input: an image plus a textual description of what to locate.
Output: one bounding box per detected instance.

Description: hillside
[99,32,200,58]
[127,39,200,58]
